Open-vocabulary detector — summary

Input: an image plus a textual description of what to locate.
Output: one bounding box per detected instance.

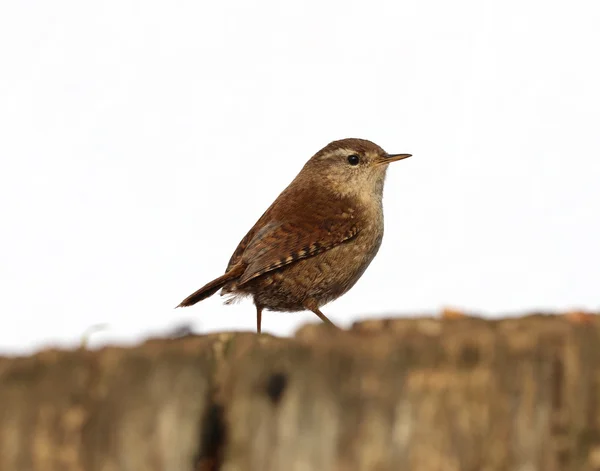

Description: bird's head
[301,138,411,201]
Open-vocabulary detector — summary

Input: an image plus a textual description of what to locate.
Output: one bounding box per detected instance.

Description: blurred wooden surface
[1,313,599,471]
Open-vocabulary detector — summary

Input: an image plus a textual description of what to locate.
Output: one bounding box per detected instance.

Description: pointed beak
[378,153,412,164]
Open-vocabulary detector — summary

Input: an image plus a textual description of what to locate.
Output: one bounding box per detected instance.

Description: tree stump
[0,314,599,471]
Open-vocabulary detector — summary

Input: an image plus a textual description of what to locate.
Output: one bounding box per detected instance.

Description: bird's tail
[177,265,244,308]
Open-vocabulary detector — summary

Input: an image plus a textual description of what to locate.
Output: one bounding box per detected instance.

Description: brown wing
[225,206,275,272]
[223,174,361,285]
[237,213,360,286]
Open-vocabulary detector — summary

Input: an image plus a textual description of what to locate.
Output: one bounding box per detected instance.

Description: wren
[177,138,412,333]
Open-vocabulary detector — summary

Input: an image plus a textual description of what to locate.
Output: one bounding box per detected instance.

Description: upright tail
[177,264,244,308]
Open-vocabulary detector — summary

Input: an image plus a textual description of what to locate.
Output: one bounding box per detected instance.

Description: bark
[0,314,599,471]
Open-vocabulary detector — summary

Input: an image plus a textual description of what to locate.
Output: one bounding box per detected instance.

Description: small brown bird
[177,138,411,333]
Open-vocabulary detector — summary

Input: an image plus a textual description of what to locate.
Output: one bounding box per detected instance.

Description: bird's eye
[347,154,360,166]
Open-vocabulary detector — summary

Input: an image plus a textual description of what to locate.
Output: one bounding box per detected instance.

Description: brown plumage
[177,138,412,333]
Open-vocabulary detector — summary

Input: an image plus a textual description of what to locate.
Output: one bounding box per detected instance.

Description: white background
[1,1,599,354]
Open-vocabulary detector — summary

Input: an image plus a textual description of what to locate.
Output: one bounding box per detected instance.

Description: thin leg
[256,305,263,334]
[310,308,340,330]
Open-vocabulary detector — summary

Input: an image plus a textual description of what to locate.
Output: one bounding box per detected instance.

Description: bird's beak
[377,153,412,165]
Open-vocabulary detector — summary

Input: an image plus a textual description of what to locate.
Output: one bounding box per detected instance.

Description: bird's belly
[239,232,383,311]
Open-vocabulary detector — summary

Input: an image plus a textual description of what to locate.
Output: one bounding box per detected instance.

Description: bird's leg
[303,300,339,329]
[255,304,263,334]
[311,308,339,329]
